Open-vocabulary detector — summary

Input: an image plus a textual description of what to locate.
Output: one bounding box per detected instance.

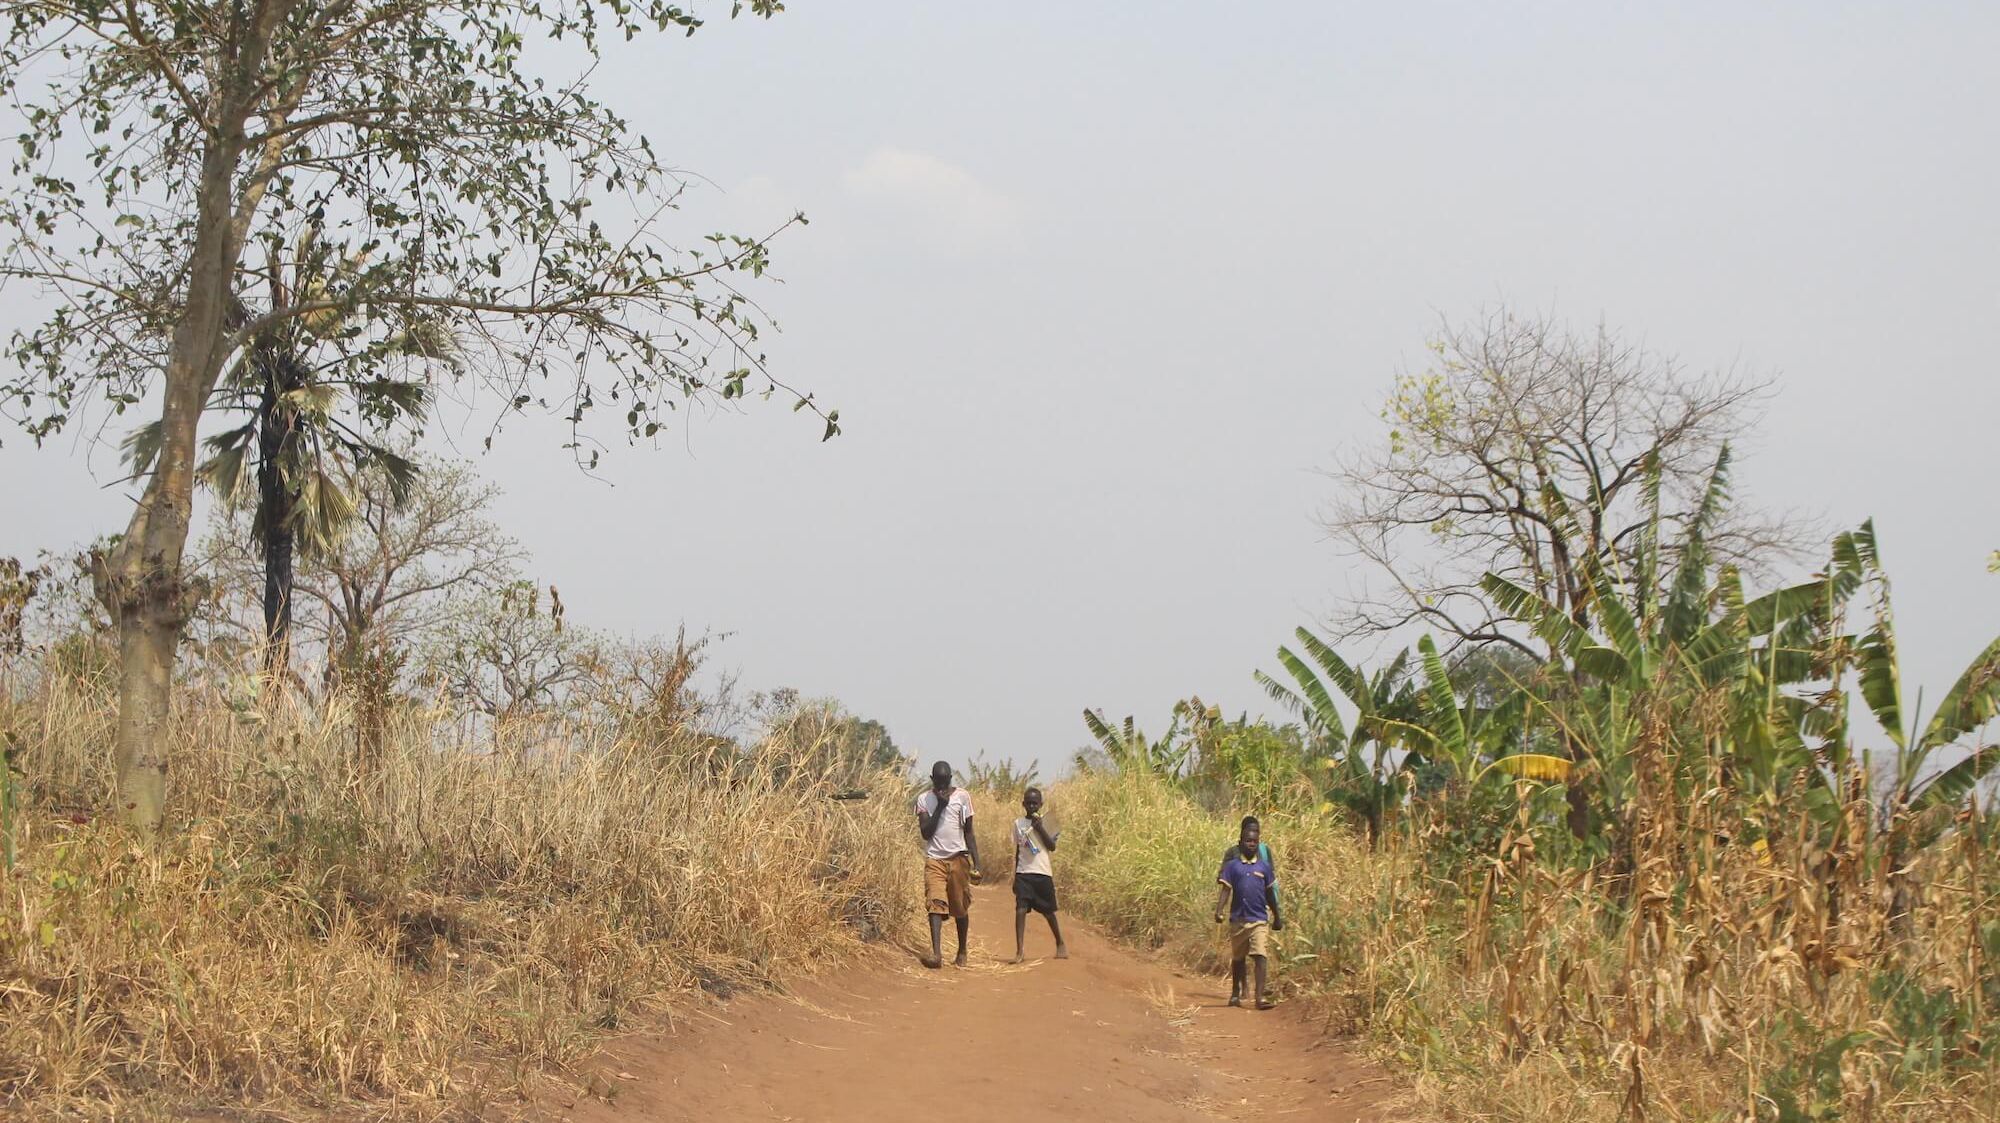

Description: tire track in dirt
[548,886,1401,1122]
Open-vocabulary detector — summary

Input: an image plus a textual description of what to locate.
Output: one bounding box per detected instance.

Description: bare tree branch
[1322,308,1809,659]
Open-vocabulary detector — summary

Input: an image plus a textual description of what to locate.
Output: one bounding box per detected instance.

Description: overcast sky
[4,2,1997,772]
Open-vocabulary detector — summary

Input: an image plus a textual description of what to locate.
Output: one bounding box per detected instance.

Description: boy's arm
[964,814,982,879]
[917,791,949,840]
[1214,883,1232,923]
[1030,815,1058,851]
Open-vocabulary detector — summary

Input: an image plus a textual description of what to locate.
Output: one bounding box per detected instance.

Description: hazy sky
[4,2,1997,771]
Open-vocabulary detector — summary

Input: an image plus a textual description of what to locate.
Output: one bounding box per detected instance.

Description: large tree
[0,0,828,832]
[1325,309,1800,662]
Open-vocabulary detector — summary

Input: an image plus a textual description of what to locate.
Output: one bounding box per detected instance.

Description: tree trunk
[261,522,294,672]
[98,133,248,833]
[95,445,208,835]
[93,554,188,835]
[256,350,300,676]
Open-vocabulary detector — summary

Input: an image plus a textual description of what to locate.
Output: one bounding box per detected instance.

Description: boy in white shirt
[1010,786,1069,963]
[915,761,981,968]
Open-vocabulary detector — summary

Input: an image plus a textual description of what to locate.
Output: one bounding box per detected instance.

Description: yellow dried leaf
[1486,754,1573,783]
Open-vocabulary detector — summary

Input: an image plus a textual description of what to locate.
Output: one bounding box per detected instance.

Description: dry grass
[0,679,917,1119]
[967,787,1019,884]
[1053,770,2000,1123]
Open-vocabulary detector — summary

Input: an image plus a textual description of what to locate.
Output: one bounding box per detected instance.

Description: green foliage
[1,0,830,455]
[1186,715,1312,813]
[1760,1016,1870,1123]
[1080,700,1318,815]
[957,751,1039,794]
[1868,969,1985,1079]
[751,693,906,789]
[1255,631,1418,844]
[1080,707,1191,778]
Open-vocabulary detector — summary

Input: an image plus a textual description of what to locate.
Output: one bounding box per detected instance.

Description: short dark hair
[1024,785,1043,799]
[930,761,953,782]
[1240,815,1260,833]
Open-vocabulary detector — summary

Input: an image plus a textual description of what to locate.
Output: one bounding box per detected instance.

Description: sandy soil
[548,885,1402,1123]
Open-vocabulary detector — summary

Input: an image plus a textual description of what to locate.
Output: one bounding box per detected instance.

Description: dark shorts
[1013,872,1058,914]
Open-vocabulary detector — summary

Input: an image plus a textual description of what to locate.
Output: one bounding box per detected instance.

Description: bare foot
[1054,946,1070,960]
[1009,955,1024,965]
[953,952,968,968]
[920,954,942,970]
[1256,998,1277,1011]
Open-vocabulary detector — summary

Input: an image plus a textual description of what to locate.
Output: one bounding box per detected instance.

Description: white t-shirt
[1013,816,1055,877]
[915,788,974,860]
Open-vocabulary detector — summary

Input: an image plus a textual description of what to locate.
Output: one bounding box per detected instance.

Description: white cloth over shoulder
[915,788,974,860]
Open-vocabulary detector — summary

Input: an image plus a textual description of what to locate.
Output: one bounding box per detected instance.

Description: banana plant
[1477,456,1860,804]
[1850,547,2000,838]
[1081,708,1191,778]
[1374,634,1529,786]
[1255,628,1416,846]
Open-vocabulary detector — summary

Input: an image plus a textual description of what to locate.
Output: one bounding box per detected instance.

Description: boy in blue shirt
[1213,815,1283,1009]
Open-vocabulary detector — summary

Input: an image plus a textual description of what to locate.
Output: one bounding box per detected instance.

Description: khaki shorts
[925,854,973,918]
[1230,920,1271,960]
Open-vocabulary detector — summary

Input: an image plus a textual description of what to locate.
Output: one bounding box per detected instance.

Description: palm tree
[126,227,440,674]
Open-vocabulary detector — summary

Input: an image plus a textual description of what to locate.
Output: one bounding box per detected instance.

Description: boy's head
[1238,815,1261,857]
[930,761,953,791]
[1022,786,1044,815]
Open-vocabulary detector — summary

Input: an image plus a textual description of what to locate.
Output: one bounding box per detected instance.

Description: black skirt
[1012,872,1058,914]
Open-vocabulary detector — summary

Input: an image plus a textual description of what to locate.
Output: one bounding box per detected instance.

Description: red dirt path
[548,885,1402,1122]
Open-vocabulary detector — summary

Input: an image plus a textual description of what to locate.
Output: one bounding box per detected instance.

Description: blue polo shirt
[1217,850,1276,923]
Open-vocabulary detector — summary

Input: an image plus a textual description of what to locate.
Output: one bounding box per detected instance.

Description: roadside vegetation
[0,484,917,1118]
[1060,316,1999,1122]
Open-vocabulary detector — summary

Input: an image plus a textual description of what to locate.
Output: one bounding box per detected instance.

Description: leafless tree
[200,457,522,681]
[1324,309,1807,662]
[578,627,738,746]
[308,459,521,676]
[418,580,592,725]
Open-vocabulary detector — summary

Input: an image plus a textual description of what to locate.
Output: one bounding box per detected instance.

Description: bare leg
[953,915,970,966]
[1229,958,1246,1006]
[1047,914,1068,958]
[1013,906,1028,963]
[924,914,944,968]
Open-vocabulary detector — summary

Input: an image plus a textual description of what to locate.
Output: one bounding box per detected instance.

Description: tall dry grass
[0,678,918,1118]
[1053,769,1999,1122]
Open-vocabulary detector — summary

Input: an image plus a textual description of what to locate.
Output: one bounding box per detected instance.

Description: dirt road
[555,885,1400,1122]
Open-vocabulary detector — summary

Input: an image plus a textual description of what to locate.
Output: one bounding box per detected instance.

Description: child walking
[1010,786,1069,963]
[1214,815,1283,1009]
